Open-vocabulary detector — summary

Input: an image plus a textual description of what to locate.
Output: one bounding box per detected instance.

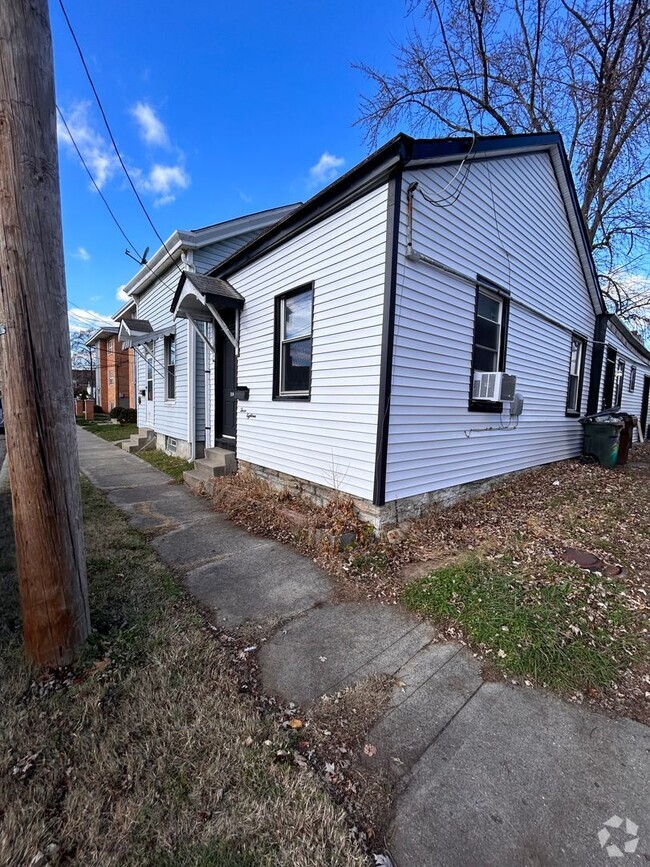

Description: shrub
[119,407,137,424]
[109,406,121,419]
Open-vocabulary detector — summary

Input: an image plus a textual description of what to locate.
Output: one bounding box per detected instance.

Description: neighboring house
[164,131,649,527]
[116,206,299,459]
[71,367,95,397]
[596,315,650,437]
[86,311,136,412]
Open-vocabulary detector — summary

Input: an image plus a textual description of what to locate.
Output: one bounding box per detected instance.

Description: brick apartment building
[86,327,136,412]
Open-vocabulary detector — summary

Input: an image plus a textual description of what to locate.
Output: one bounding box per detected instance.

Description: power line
[56,105,140,258]
[58,107,183,303]
[57,0,185,279]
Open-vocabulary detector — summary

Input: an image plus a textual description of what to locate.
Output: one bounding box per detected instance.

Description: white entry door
[145,351,154,427]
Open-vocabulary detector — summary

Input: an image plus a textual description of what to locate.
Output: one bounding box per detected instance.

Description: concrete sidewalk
[77,428,649,867]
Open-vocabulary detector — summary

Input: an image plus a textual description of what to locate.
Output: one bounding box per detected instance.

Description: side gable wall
[385,151,598,502]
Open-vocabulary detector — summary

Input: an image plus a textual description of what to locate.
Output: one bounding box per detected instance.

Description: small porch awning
[118,317,175,349]
[171,272,244,322]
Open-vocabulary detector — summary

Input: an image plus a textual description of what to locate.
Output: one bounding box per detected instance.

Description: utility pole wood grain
[0,0,90,665]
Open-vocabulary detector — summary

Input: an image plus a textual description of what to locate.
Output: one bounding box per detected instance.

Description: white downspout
[181,249,196,460]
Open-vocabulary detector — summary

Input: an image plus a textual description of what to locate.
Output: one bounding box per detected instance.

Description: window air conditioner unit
[473,371,517,402]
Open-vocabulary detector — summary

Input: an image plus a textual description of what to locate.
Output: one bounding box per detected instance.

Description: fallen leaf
[91,658,111,675]
[243,736,253,747]
[288,718,303,730]
[363,743,377,757]
[497,649,507,659]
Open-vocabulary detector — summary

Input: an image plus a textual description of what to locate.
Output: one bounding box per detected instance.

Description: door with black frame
[641,376,650,440]
[214,310,237,449]
[602,346,617,409]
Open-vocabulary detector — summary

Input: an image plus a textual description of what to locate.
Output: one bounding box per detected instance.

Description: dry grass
[0,480,368,867]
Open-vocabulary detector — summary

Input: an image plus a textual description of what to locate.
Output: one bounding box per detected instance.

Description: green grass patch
[79,420,138,442]
[136,448,194,482]
[402,556,646,692]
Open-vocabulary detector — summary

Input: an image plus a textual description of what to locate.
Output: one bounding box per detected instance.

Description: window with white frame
[566,334,586,414]
[629,366,637,392]
[108,369,114,385]
[614,358,625,406]
[146,352,153,401]
[165,334,176,401]
[107,339,114,353]
[274,284,313,398]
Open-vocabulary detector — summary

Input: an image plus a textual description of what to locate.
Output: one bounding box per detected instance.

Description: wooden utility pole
[0,0,90,665]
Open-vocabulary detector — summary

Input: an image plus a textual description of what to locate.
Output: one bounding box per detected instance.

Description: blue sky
[53,0,412,330]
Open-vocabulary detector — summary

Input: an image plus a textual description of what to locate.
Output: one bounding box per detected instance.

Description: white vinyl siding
[600,325,650,442]
[135,267,189,440]
[385,152,597,501]
[192,231,260,272]
[227,184,390,500]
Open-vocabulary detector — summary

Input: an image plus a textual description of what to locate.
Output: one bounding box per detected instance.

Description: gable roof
[85,326,118,347]
[118,203,301,302]
[209,132,605,315]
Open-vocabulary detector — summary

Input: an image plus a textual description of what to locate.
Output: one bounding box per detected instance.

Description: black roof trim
[209,131,600,292]
[610,315,650,363]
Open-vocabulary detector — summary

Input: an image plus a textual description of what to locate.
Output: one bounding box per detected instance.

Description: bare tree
[69,329,95,397]
[357,0,650,321]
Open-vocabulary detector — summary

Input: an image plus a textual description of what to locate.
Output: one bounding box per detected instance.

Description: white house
[130,132,647,528]
[597,315,650,436]
[116,205,298,459]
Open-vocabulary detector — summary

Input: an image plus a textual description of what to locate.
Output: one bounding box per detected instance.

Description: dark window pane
[477,291,501,323]
[474,346,498,372]
[475,318,500,351]
[284,290,312,339]
[168,366,175,400]
[283,338,311,392]
[567,375,578,411]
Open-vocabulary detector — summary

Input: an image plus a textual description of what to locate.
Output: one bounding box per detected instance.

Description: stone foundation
[239,460,544,531]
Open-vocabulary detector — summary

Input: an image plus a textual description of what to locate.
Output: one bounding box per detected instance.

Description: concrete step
[121,429,155,453]
[184,447,236,496]
[192,461,227,482]
[183,469,215,496]
[204,447,237,473]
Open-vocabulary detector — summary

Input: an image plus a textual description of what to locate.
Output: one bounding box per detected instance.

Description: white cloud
[73,246,91,261]
[130,101,169,148]
[139,163,190,206]
[68,307,115,333]
[116,284,130,302]
[309,152,345,186]
[235,186,252,204]
[57,102,118,190]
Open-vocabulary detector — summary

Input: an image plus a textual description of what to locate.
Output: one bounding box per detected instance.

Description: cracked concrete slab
[365,646,483,780]
[259,602,432,705]
[185,545,331,626]
[389,682,650,866]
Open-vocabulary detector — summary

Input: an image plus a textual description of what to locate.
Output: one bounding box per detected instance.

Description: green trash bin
[582,420,624,468]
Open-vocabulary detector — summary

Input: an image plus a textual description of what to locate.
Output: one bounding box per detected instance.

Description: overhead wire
[57,109,182,303]
[416,131,478,209]
[57,0,185,280]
